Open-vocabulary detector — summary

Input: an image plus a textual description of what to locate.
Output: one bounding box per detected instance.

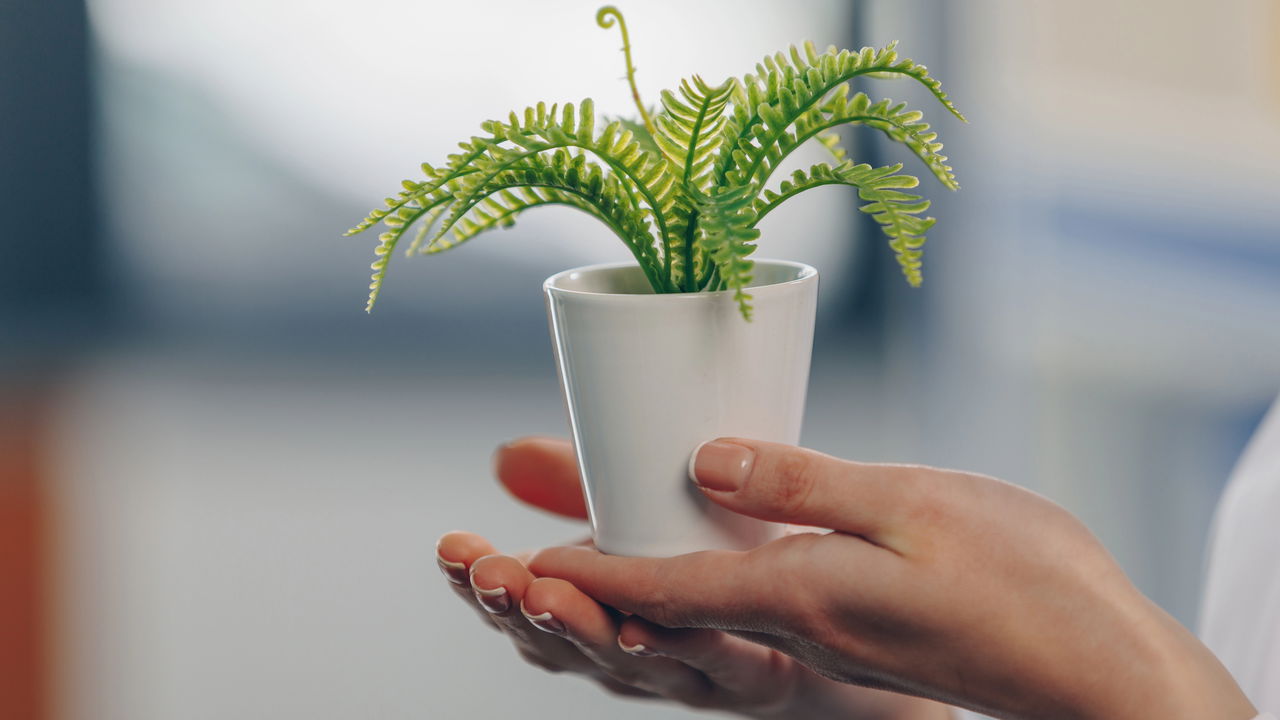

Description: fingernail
[689,440,754,492]
[618,638,657,656]
[521,603,566,635]
[436,554,469,585]
[473,583,510,614]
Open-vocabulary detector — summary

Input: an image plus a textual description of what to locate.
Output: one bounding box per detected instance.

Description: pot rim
[543,258,817,300]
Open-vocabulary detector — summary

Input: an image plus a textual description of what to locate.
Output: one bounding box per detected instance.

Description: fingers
[467,554,600,675]
[437,532,596,674]
[436,531,502,630]
[529,545,768,631]
[617,617,798,709]
[494,437,589,520]
[522,577,711,703]
[469,554,535,616]
[689,438,925,545]
[531,534,898,634]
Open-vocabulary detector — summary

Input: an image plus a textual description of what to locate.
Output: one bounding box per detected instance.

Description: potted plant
[345,6,963,556]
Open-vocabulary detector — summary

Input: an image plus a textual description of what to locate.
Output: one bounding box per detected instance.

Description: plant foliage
[346,5,965,318]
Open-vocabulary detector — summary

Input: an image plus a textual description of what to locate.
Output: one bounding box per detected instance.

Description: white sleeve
[1253,714,1277,720]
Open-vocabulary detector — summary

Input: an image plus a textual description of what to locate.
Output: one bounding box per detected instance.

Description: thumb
[494,436,589,520]
[688,438,915,545]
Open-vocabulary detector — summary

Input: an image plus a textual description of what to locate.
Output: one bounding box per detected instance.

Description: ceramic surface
[544,260,818,557]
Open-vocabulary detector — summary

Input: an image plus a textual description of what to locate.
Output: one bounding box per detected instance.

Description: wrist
[750,669,951,720]
[1083,604,1256,720]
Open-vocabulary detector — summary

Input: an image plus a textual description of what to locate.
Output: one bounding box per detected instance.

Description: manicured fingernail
[689,440,754,492]
[521,603,566,635]
[618,638,657,656]
[473,583,510,614]
[436,554,469,585]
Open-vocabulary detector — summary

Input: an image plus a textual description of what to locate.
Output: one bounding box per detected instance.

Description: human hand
[436,436,951,720]
[529,438,1258,720]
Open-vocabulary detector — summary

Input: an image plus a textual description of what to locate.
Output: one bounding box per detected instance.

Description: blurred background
[2,0,1278,718]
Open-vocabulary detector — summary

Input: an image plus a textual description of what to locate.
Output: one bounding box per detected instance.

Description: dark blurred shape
[0,0,106,358]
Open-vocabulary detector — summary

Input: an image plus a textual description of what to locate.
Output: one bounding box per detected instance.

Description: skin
[438,437,948,719]
[437,436,1258,720]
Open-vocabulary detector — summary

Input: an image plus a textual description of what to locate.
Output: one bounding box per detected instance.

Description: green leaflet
[651,75,735,290]
[697,184,761,317]
[345,7,963,317]
[753,162,933,285]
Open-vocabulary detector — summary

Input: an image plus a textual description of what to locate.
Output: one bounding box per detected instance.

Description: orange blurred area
[0,390,50,720]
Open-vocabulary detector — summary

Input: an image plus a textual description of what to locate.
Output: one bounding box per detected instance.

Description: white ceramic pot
[544,260,818,557]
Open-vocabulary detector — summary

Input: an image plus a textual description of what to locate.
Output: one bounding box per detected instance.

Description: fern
[345,6,964,317]
[698,184,762,316]
[753,162,933,286]
[651,75,735,290]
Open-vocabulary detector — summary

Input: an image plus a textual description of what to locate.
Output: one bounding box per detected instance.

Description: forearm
[1084,608,1256,720]
[755,671,953,720]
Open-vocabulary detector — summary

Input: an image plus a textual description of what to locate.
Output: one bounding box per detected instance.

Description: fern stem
[596,6,656,138]
[751,178,849,227]
[697,255,719,290]
[661,228,673,287]
[744,114,904,187]
[437,141,673,262]
[467,195,668,293]
[461,179,668,293]
[678,92,717,188]
[681,209,699,292]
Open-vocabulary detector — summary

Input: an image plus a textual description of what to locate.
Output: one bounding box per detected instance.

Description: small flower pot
[544,260,818,557]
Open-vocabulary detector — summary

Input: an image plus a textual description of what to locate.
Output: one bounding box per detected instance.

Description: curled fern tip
[596,5,620,28]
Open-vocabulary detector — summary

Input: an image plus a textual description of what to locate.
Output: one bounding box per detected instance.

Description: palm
[436,436,949,720]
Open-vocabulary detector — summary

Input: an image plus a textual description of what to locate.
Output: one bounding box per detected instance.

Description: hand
[530,438,1259,720]
[436,437,952,720]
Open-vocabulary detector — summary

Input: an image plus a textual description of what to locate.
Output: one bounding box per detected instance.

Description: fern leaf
[652,76,735,190]
[347,17,963,319]
[714,41,964,190]
[405,202,450,256]
[696,185,761,317]
[735,89,958,191]
[345,181,423,236]
[649,75,735,289]
[365,202,433,312]
[751,161,935,285]
[432,151,668,291]
[611,113,662,157]
[429,99,681,288]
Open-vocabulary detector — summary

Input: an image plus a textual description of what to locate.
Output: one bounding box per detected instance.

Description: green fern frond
[435,149,667,290]
[650,75,735,289]
[612,114,662,157]
[365,202,435,312]
[346,153,486,239]
[430,99,684,281]
[444,151,647,251]
[751,161,934,285]
[859,183,935,287]
[696,184,761,317]
[440,99,660,229]
[715,40,964,191]
[734,88,958,191]
[815,129,847,163]
[652,76,735,190]
[426,188,592,253]
[347,6,964,320]
[405,202,451,256]
[345,180,425,236]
